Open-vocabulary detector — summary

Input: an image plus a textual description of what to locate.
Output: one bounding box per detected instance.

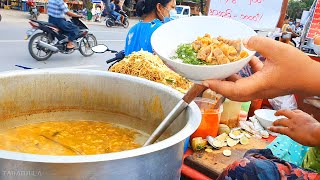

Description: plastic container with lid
[220,99,242,128]
[190,97,223,139]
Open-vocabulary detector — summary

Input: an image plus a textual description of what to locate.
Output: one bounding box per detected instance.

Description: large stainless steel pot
[0,69,201,180]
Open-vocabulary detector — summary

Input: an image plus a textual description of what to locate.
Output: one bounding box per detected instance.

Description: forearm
[66,11,79,17]
[313,123,320,146]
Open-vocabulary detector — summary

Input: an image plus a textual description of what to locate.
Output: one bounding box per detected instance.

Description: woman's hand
[202,36,320,102]
[269,109,320,146]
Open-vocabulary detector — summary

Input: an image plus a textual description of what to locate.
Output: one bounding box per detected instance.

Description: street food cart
[179,0,320,179]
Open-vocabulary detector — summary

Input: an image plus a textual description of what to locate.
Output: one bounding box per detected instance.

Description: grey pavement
[0,9,139,72]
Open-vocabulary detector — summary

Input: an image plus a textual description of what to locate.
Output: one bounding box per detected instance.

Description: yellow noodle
[109,51,193,93]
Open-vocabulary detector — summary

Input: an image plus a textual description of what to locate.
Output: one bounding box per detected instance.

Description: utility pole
[277,0,289,28]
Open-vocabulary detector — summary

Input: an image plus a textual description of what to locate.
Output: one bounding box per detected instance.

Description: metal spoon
[143,84,207,146]
[143,84,227,146]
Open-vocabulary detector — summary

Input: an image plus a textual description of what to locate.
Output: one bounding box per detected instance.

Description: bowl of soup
[0,69,201,179]
[151,16,257,82]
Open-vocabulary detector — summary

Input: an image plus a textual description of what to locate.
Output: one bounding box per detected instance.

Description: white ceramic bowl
[151,16,257,82]
[254,109,286,129]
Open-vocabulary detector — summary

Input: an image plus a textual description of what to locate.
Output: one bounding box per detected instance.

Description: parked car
[175,5,191,18]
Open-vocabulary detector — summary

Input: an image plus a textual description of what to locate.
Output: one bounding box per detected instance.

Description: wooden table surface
[184,137,270,179]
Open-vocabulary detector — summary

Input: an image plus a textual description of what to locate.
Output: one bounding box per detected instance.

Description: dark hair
[114,0,120,5]
[136,0,172,17]
[285,15,290,20]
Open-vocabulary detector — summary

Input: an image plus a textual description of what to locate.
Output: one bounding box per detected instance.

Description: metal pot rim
[0,69,201,163]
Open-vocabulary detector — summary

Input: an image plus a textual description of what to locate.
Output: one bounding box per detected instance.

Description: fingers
[226,74,241,82]
[249,56,264,73]
[243,36,294,61]
[203,72,265,101]
[275,109,295,118]
[217,57,262,84]
[268,126,290,135]
[292,109,303,113]
[201,80,249,101]
[202,79,236,96]
[272,118,290,127]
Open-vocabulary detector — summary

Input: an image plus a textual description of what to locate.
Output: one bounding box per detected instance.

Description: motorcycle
[105,10,129,28]
[29,5,40,20]
[26,17,97,61]
[91,45,125,70]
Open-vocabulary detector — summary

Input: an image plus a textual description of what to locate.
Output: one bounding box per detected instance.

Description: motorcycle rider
[109,0,121,24]
[114,0,124,23]
[27,0,37,16]
[47,0,82,49]
[27,0,35,10]
[101,0,111,17]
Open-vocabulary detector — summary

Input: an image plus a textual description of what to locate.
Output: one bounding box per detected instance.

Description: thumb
[243,36,292,61]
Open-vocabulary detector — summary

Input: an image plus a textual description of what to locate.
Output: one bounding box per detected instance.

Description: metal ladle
[143,84,226,146]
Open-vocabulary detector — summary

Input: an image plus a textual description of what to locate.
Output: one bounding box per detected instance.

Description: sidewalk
[0,9,139,26]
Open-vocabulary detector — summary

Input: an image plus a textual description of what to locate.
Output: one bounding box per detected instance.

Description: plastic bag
[268,95,297,110]
[267,135,309,167]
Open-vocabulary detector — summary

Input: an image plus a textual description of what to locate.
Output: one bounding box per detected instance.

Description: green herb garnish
[196,145,203,150]
[165,78,176,83]
[174,43,207,65]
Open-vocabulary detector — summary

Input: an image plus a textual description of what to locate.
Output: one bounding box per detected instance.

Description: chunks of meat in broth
[186,34,249,65]
[217,36,241,53]
[192,33,213,52]
[197,45,212,61]
[212,48,230,64]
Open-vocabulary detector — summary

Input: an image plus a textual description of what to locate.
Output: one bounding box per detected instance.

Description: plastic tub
[190,98,223,139]
[220,99,242,128]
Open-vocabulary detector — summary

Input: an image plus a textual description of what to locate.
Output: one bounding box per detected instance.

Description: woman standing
[124,0,177,56]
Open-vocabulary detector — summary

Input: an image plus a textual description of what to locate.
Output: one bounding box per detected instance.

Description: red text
[209,8,232,18]
[240,13,263,22]
[249,0,263,5]
[220,0,237,4]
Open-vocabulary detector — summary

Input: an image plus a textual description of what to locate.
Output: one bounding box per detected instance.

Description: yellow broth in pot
[0,121,148,155]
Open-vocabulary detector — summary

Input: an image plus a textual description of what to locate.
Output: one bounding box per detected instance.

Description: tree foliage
[176,0,202,4]
[287,0,315,20]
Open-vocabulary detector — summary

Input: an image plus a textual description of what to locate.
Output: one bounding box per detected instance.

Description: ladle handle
[143,84,207,146]
[143,100,188,146]
[182,84,207,104]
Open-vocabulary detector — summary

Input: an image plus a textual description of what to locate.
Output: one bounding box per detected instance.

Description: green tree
[287,0,315,20]
[176,0,202,4]
[305,0,315,8]
[176,0,183,4]
[86,1,93,11]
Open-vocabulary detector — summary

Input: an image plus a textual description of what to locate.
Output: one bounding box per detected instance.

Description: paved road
[0,9,136,72]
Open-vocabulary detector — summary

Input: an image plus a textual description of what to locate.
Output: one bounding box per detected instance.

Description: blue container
[184,136,190,153]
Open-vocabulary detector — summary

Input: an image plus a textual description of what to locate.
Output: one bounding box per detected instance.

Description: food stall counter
[181,134,275,179]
